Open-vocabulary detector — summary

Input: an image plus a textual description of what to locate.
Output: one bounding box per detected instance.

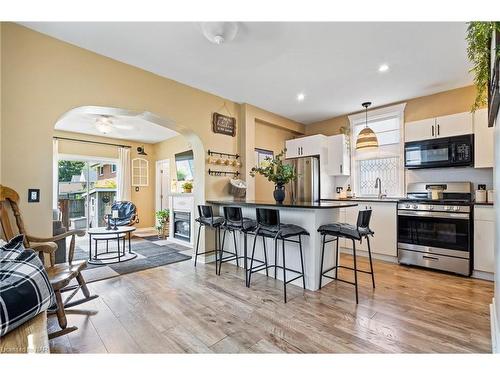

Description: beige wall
[0,22,243,236]
[240,104,305,199]
[254,121,297,200]
[55,130,156,228]
[305,85,479,136]
[154,134,191,191]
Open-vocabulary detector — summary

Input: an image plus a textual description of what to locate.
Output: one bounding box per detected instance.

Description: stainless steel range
[397,182,473,276]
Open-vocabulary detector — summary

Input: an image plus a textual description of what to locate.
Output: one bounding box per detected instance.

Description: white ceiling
[55,109,179,144]
[22,22,473,124]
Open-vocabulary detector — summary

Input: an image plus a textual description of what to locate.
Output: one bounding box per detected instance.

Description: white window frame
[132,157,149,187]
[348,103,406,198]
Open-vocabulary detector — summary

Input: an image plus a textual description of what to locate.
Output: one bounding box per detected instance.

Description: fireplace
[173,210,191,242]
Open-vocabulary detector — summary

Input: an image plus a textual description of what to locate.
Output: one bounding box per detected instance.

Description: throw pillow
[0,249,55,336]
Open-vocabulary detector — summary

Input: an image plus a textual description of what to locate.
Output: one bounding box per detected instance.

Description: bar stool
[194,205,225,271]
[317,209,375,304]
[218,206,257,285]
[248,208,309,303]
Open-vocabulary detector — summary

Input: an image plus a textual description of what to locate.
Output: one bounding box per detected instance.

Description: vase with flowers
[250,149,297,204]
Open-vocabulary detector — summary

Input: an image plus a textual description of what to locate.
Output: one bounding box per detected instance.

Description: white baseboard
[472,270,495,281]
[491,298,499,353]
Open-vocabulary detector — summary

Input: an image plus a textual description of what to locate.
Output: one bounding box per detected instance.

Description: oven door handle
[398,210,469,220]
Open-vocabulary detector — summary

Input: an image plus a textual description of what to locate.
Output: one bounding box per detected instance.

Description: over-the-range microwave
[404,134,474,169]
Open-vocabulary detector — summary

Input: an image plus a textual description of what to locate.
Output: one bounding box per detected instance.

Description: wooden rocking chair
[0,185,98,339]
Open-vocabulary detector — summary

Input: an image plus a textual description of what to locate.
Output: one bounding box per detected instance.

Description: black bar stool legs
[194,205,225,273]
[194,225,202,267]
[352,239,359,304]
[247,208,309,303]
[367,236,375,289]
[317,209,376,304]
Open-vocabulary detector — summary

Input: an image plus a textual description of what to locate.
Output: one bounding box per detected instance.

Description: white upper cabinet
[405,112,473,142]
[285,138,302,158]
[327,134,350,176]
[473,108,494,168]
[435,112,473,138]
[405,118,436,142]
[285,135,326,159]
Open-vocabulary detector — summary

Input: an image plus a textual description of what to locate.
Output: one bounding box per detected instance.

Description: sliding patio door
[57,158,118,230]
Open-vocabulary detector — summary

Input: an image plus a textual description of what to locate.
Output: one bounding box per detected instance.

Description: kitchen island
[206,199,358,291]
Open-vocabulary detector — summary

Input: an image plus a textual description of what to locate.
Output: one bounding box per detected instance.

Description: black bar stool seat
[217,206,257,281]
[317,223,373,240]
[194,205,224,271]
[248,208,309,303]
[195,216,225,226]
[318,209,375,304]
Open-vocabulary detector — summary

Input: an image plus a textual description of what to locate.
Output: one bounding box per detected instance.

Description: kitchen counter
[206,199,358,209]
[321,197,401,203]
[208,199,359,291]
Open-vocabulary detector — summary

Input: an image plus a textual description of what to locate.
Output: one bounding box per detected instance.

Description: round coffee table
[87,226,137,265]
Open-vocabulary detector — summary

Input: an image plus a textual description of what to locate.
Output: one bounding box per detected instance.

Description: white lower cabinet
[341,202,397,257]
[474,205,495,274]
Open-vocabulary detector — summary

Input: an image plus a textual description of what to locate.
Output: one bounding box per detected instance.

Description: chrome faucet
[374,177,386,199]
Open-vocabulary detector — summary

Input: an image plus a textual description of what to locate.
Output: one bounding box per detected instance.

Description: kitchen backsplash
[406,167,494,190]
[334,166,493,197]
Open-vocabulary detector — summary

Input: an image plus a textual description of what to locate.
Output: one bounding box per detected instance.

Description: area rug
[70,240,191,284]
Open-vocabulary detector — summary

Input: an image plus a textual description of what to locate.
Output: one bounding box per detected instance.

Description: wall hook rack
[207,149,240,159]
[208,169,240,177]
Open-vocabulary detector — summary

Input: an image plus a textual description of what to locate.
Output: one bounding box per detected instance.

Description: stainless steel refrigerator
[286,157,320,202]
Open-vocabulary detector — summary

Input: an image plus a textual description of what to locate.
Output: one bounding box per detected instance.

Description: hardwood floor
[48,255,494,353]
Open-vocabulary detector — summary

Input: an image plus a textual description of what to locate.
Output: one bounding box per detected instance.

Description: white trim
[472,270,495,281]
[492,299,499,353]
[58,153,119,164]
[155,159,171,223]
[349,102,406,198]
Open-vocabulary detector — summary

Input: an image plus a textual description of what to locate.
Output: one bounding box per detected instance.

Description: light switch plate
[28,189,40,203]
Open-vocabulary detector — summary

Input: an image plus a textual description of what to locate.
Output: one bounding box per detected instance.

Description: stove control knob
[453,206,460,212]
[412,204,418,209]
[428,205,434,210]
[405,204,410,209]
[444,206,450,211]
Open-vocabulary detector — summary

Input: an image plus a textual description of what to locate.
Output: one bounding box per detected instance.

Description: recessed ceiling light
[297,93,305,102]
[378,64,389,72]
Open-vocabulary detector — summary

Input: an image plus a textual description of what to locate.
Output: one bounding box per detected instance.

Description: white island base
[208,200,359,291]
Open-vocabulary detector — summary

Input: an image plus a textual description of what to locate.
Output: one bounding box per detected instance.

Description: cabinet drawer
[474,206,495,221]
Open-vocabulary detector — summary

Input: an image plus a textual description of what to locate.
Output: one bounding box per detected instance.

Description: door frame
[155,159,171,223]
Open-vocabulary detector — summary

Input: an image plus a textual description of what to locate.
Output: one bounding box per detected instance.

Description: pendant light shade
[355,102,378,151]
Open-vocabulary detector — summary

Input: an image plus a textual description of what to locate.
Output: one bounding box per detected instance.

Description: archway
[53,105,208,259]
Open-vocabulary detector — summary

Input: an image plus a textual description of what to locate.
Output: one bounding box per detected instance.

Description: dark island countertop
[206,199,358,209]
[321,197,400,203]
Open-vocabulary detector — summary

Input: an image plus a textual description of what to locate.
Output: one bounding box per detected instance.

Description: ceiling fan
[94,115,133,134]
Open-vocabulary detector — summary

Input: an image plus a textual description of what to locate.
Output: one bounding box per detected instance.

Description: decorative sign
[212,112,236,137]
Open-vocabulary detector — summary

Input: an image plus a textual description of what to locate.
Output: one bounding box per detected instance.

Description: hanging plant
[466,22,500,110]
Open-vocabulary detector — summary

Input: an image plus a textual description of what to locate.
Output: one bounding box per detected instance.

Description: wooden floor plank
[47,254,493,353]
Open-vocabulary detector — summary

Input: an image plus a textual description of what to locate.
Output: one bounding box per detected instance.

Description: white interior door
[156,159,170,213]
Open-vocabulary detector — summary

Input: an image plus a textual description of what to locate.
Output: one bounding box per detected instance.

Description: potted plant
[466,22,500,110]
[182,181,193,193]
[155,209,170,239]
[250,149,297,204]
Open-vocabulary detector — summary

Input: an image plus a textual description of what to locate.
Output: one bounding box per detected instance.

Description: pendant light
[355,102,378,151]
